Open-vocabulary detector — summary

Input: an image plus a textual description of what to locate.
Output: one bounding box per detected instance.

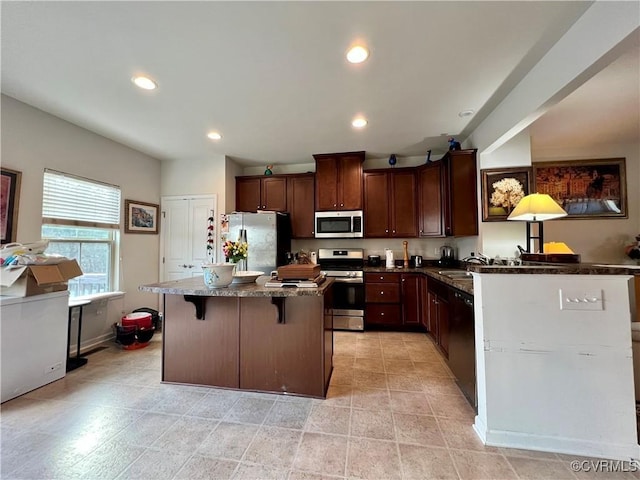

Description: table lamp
[507,193,568,253]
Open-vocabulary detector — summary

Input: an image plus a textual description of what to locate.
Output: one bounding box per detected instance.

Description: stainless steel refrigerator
[226,212,291,274]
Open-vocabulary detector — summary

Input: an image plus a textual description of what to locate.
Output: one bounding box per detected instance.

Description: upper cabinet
[417,162,444,236]
[442,149,478,237]
[418,149,478,237]
[313,151,365,211]
[363,168,417,238]
[287,174,315,239]
[236,176,287,212]
[235,173,314,239]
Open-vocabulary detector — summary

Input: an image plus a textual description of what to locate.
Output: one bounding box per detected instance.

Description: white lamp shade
[507,193,568,221]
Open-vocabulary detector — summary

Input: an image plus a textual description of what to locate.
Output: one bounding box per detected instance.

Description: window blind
[43,169,121,229]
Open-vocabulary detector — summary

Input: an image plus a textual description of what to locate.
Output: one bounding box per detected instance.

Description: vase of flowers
[223,239,248,270]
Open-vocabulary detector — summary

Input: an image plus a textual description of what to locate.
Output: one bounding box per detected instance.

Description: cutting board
[277,264,321,280]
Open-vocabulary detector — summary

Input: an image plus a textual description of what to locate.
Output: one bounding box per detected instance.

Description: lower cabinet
[364,272,421,328]
[426,278,450,358]
[401,274,421,325]
[365,273,402,327]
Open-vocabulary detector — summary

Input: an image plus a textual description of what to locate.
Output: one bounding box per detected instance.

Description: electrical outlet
[45,362,63,374]
[434,247,440,255]
[558,289,603,311]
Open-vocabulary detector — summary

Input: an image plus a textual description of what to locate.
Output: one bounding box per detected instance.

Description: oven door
[331,279,365,331]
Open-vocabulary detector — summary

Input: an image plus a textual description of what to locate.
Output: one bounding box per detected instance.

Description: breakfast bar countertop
[363,262,640,296]
[139,275,333,297]
[465,263,640,275]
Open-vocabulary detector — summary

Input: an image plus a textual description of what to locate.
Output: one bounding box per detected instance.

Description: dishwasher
[448,289,476,409]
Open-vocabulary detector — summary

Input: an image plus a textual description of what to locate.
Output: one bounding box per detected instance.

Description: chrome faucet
[461,252,490,265]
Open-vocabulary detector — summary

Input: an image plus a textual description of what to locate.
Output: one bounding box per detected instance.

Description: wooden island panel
[162,295,240,388]
[239,296,327,397]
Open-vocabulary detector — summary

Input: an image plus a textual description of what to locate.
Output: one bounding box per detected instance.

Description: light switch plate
[558,289,603,311]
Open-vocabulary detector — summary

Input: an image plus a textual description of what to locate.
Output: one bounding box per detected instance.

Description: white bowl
[202,263,236,288]
[232,271,264,284]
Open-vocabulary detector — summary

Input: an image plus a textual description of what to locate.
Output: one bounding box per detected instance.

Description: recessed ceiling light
[207,131,222,140]
[346,45,369,64]
[352,117,368,128]
[131,75,158,90]
[458,109,475,118]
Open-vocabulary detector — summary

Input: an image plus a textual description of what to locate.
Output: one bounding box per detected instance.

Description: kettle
[439,245,456,267]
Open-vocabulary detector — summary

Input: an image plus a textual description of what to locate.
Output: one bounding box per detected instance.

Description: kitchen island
[139,276,333,398]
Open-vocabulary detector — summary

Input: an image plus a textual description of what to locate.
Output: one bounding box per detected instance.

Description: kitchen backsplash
[292,237,479,262]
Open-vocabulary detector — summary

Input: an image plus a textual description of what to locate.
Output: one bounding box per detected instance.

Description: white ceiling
[2,2,636,167]
[529,44,640,153]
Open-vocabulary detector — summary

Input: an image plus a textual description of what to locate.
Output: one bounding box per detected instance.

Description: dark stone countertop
[139,276,334,297]
[466,263,640,275]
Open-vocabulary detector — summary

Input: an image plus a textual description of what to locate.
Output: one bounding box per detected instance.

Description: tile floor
[1,331,632,479]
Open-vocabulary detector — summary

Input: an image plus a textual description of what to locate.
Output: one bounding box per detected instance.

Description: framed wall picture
[1,168,22,244]
[533,158,627,219]
[481,167,532,221]
[124,199,159,234]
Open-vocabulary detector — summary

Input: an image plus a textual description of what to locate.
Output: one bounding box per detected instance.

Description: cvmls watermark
[570,459,640,473]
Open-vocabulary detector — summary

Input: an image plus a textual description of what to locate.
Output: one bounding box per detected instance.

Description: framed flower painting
[481,167,532,222]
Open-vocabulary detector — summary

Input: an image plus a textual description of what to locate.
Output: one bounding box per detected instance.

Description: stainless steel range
[317,248,364,331]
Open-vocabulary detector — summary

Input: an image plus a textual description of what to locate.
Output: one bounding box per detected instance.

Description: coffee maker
[438,245,456,267]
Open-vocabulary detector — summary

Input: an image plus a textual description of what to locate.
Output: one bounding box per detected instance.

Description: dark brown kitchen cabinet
[236,176,287,212]
[427,278,450,358]
[236,177,262,213]
[417,162,444,237]
[442,149,478,237]
[363,168,417,238]
[365,272,421,328]
[365,272,402,327]
[401,274,421,325]
[417,149,478,237]
[287,174,315,238]
[313,151,364,211]
[420,276,429,331]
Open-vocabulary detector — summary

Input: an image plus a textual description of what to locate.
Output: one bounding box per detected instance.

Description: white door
[161,195,217,281]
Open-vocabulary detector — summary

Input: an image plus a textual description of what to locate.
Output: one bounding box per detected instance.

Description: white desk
[67,298,91,372]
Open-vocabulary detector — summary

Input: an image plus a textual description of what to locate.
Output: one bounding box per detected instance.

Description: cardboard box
[0,260,83,297]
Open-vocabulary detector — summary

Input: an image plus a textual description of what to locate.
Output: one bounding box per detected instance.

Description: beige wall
[160,154,228,212]
[1,95,162,312]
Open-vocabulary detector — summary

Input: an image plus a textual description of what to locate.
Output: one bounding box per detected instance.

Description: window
[41,169,121,297]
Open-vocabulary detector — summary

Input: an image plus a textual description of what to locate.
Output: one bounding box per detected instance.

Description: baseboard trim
[477,425,640,461]
[71,333,115,356]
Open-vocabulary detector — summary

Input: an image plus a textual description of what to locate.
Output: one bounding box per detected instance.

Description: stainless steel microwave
[314,210,363,238]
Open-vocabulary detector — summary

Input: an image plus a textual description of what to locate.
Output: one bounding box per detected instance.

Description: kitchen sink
[438,270,473,279]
